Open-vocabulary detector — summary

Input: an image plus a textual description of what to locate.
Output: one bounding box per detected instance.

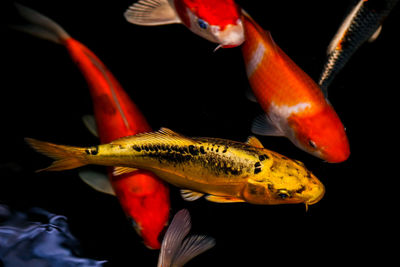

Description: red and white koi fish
[13,4,170,249]
[319,0,398,94]
[157,209,215,267]
[124,0,244,49]
[241,11,350,163]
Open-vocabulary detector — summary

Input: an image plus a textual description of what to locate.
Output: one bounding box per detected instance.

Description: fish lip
[215,21,245,47]
[306,184,326,206]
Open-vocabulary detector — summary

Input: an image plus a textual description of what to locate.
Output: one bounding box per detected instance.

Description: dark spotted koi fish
[26,128,325,208]
[319,0,398,93]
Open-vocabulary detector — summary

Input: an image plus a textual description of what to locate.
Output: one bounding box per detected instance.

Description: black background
[0,0,398,266]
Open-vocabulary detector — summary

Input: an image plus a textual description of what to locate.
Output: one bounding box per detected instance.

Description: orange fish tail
[25,138,88,172]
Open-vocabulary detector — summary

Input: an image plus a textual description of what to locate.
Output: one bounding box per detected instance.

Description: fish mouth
[215,20,245,48]
[305,183,326,207]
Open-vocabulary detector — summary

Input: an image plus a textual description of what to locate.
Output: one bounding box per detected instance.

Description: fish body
[241,12,350,163]
[124,0,244,48]
[319,0,398,92]
[14,4,170,249]
[26,128,325,207]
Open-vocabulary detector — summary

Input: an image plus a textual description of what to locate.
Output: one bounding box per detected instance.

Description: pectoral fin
[368,25,382,42]
[82,115,98,138]
[181,189,204,201]
[251,114,284,136]
[124,0,181,26]
[245,136,264,148]
[78,170,116,196]
[205,195,245,203]
[113,166,138,176]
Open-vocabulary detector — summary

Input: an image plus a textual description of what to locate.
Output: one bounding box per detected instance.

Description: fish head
[111,170,170,249]
[177,0,244,47]
[242,153,325,206]
[288,105,350,163]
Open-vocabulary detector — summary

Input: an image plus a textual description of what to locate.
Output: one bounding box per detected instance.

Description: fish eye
[197,19,208,29]
[277,190,290,200]
[308,140,317,149]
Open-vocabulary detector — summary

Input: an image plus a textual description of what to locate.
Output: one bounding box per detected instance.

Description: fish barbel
[26,128,325,206]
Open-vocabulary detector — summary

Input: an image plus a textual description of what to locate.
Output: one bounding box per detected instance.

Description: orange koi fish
[241,11,350,163]
[124,0,244,49]
[14,4,170,249]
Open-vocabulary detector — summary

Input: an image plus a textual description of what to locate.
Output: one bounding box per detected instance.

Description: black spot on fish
[254,168,262,174]
[188,145,199,156]
[254,162,261,168]
[254,162,262,174]
[200,146,206,154]
[85,146,98,155]
[222,146,228,153]
[296,186,306,194]
[132,145,141,152]
[258,154,269,161]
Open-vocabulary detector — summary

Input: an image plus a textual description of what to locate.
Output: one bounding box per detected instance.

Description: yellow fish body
[26,128,325,206]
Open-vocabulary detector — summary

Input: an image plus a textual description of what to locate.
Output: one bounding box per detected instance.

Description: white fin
[251,114,284,136]
[245,136,264,149]
[12,3,70,44]
[205,195,245,203]
[78,170,116,196]
[245,88,258,103]
[113,166,139,176]
[171,235,216,267]
[181,189,204,201]
[82,115,99,138]
[124,0,181,26]
[157,209,215,267]
[368,25,382,42]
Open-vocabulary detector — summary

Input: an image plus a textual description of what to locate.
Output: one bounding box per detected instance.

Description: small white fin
[205,195,245,203]
[368,25,382,42]
[251,114,284,136]
[124,0,181,26]
[113,166,138,176]
[13,3,70,44]
[181,189,204,201]
[245,88,258,103]
[78,170,116,196]
[245,136,264,149]
[158,209,191,267]
[171,235,216,267]
[82,115,99,138]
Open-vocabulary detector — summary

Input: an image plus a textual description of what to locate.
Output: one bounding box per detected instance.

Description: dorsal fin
[110,128,192,146]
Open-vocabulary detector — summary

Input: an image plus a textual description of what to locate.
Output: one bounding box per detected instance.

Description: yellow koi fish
[26,128,325,207]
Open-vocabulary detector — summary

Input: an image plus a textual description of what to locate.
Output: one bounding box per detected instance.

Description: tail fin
[157,209,215,267]
[25,138,88,172]
[12,3,70,44]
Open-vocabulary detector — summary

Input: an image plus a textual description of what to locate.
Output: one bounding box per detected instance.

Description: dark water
[0,0,397,266]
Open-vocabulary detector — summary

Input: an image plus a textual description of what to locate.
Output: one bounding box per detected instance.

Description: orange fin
[25,138,87,172]
[205,195,245,203]
[245,136,264,148]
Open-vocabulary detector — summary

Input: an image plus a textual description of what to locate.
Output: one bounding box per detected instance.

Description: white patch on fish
[246,42,265,77]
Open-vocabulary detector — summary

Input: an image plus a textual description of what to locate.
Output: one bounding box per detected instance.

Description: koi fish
[157,209,215,267]
[25,128,325,208]
[319,0,398,93]
[241,11,350,163]
[13,4,170,249]
[124,0,245,49]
